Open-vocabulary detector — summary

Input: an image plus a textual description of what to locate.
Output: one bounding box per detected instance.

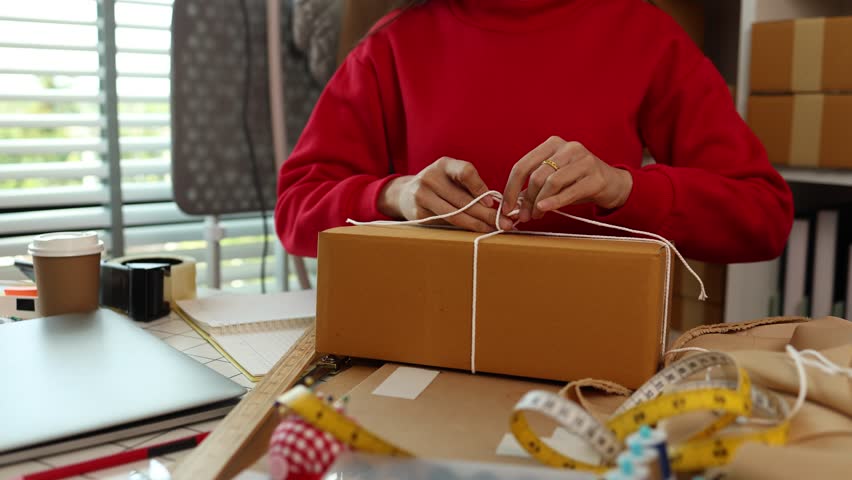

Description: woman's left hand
[501,136,634,223]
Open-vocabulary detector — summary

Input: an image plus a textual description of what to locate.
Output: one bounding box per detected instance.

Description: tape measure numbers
[510,352,790,473]
[666,381,790,472]
[276,385,412,458]
[510,391,614,473]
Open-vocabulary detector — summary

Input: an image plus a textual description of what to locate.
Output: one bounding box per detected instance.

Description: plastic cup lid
[27,231,104,258]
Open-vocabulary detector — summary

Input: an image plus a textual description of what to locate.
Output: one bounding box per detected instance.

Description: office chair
[171,0,341,290]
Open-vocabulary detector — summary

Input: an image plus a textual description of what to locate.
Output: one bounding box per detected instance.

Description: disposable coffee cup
[28,231,104,317]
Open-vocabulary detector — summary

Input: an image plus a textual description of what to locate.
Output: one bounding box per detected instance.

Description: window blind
[0,0,294,293]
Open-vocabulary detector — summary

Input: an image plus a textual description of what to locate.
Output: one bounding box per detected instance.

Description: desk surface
[0,311,257,480]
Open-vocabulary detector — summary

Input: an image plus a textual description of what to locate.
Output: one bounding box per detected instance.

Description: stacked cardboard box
[748,17,852,169]
[654,0,705,49]
[671,261,726,331]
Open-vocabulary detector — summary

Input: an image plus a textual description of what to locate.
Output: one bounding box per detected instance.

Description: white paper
[210,326,308,377]
[495,433,531,458]
[495,428,602,465]
[544,427,603,465]
[177,289,316,330]
[232,470,270,480]
[372,366,439,400]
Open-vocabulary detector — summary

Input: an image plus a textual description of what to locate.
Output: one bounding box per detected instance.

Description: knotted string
[348,190,707,373]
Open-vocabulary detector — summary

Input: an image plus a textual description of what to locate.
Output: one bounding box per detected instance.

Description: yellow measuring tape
[510,352,790,473]
[276,352,789,474]
[276,385,413,458]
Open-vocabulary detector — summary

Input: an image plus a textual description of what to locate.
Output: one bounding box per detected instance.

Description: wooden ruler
[172,326,319,480]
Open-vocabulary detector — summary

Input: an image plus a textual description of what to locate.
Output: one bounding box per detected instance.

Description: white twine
[784,345,852,420]
[665,345,851,424]
[348,190,707,373]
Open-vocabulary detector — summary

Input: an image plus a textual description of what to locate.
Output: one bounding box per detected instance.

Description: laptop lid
[0,309,245,463]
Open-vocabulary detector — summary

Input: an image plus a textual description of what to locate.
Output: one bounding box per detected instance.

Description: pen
[17,431,210,480]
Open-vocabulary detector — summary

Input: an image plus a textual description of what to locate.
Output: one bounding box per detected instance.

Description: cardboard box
[672,296,724,332]
[670,260,725,331]
[673,260,726,305]
[654,0,705,49]
[748,94,852,169]
[751,17,852,93]
[317,225,673,389]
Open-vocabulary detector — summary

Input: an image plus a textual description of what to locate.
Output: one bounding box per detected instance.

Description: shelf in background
[776,166,852,187]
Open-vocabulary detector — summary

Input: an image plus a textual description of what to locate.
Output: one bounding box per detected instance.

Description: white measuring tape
[509,351,790,473]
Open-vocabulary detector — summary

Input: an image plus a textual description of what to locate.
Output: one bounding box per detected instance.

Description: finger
[502,136,563,216]
[419,188,494,233]
[537,176,599,212]
[443,158,493,207]
[526,144,590,219]
[433,176,514,231]
[531,164,586,219]
[520,163,556,223]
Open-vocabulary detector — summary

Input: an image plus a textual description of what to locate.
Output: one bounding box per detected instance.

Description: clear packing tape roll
[106,254,197,304]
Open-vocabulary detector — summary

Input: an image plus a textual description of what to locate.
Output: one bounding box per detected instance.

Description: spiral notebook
[175,290,316,381]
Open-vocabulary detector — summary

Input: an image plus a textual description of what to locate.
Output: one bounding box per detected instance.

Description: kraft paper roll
[106,254,197,303]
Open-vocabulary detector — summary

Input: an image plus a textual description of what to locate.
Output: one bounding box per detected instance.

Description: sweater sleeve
[594,33,794,264]
[275,51,400,257]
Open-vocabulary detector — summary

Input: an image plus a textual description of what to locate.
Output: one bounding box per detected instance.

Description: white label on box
[371,366,439,400]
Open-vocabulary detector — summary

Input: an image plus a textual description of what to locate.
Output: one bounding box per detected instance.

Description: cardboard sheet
[342,363,566,466]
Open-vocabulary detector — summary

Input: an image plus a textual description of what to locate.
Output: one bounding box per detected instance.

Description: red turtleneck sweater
[275,0,793,263]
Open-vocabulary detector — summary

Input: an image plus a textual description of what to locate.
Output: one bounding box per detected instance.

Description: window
[0,0,297,292]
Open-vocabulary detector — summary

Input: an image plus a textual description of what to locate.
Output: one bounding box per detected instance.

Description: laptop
[0,309,245,465]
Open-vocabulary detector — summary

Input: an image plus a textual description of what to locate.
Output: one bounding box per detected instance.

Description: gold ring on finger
[541,159,559,171]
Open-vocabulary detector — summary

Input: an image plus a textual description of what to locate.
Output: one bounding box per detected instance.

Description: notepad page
[177,289,316,332]
[209,324,309,377]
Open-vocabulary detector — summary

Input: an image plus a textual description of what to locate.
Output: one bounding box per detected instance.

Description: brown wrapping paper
[666,317,852,478]
[317,225,673,388]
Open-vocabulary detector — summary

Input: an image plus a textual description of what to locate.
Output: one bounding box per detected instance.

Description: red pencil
[18,431,210,480]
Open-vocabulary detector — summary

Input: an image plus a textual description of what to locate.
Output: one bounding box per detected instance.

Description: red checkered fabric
[268,413,349,480]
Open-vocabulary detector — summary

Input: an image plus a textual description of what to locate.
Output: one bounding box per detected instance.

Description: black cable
[239,0,269,294]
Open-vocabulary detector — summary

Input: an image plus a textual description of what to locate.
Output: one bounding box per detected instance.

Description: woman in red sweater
[275,0,794,263]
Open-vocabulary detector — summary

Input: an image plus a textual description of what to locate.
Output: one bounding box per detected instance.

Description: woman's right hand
[378,157,514,233]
